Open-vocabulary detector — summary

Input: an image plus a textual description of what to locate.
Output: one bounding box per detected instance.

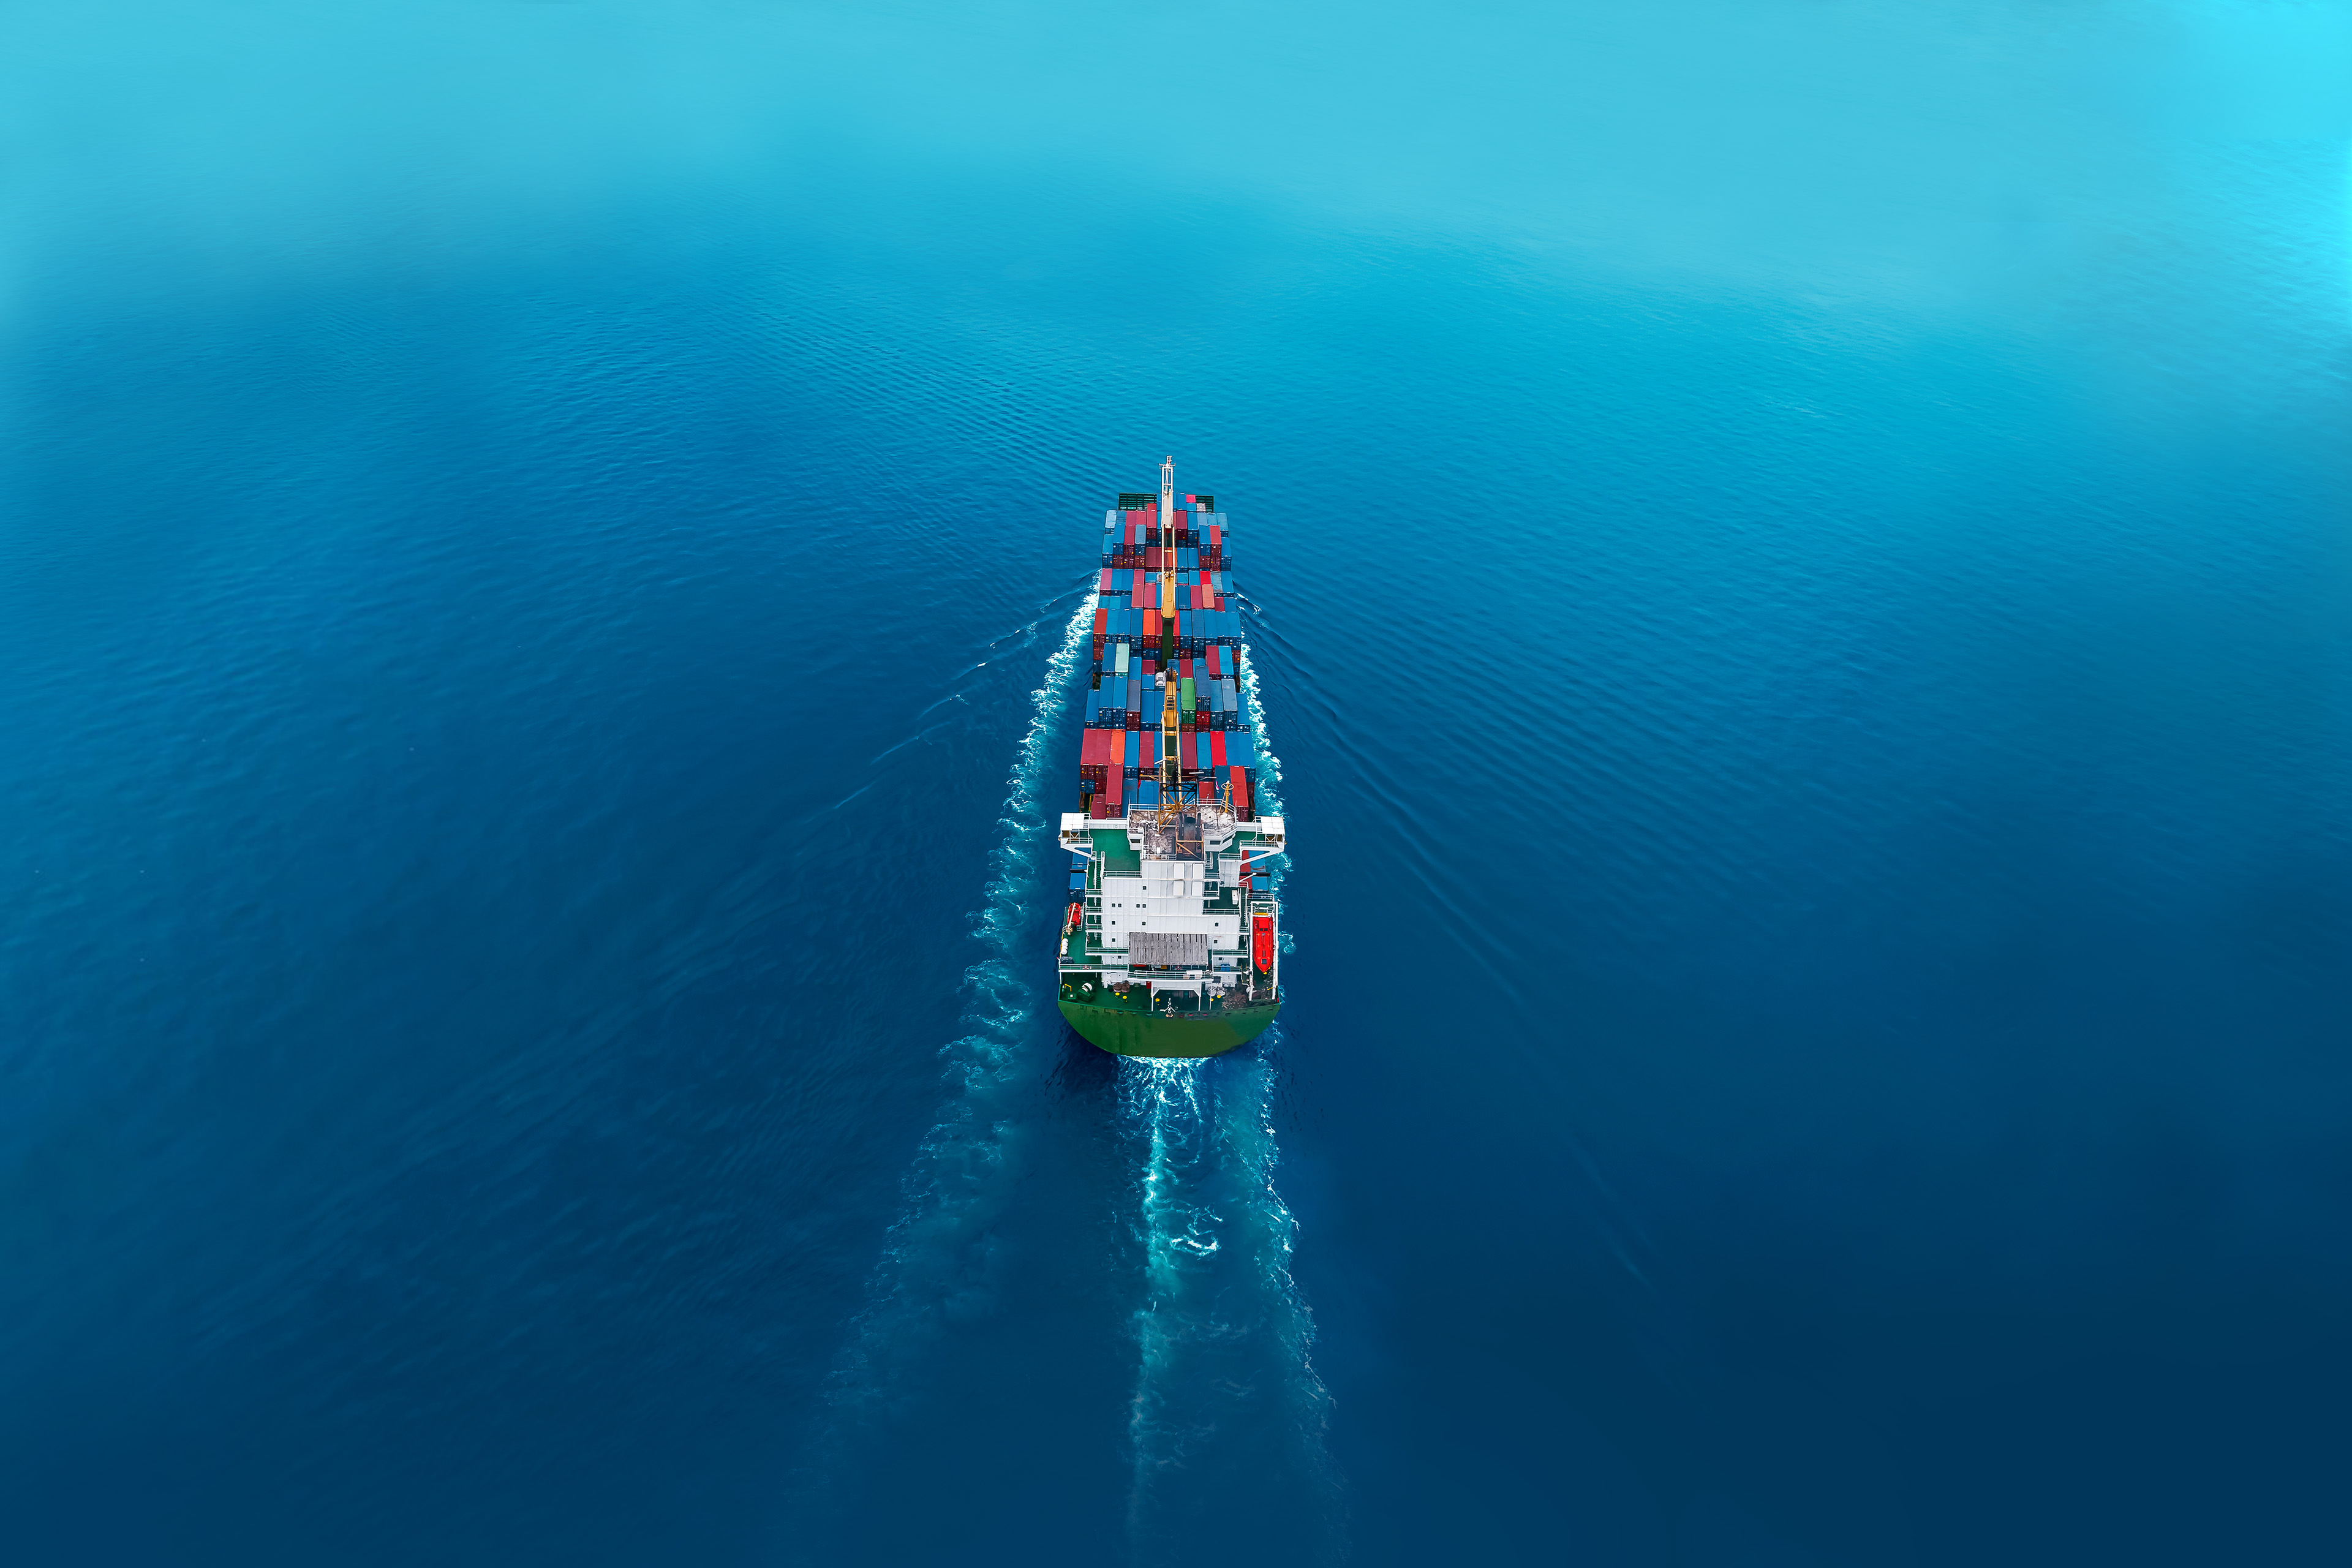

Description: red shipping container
[1210,731,1227,767]
[1104,764,1123,812]
[1232,769,1252,818]
[1142,608,1161,640]
[1093,607,1109,636]
[1205,646,1223,677]
[1138,732,1156,769]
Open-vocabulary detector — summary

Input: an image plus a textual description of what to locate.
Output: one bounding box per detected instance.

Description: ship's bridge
[1126,802,1234,861]
[1057,807,1281,999]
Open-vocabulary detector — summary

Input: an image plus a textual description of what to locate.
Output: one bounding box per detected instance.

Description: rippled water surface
[5,2,2351,1564]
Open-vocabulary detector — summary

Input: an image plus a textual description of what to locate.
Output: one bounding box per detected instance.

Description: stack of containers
[1072,497,1256,821]
[1226,724,1259,820]
[1133,710,1156,809]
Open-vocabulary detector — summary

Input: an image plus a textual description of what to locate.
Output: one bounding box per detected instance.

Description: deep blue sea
[6,3,2352,1564]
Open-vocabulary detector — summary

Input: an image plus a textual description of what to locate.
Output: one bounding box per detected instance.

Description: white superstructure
[1060,807,1284,997]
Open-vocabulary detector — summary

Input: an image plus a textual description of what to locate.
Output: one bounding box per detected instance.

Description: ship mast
[1159,454,1180,802]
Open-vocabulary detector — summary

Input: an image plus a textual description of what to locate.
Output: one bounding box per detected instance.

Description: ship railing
[1096,982,1276,1009]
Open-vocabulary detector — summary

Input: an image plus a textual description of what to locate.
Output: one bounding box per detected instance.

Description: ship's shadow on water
[1044,1025,1125,1100]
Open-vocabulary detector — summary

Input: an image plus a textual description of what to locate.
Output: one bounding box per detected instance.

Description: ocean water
[5,2,2351,1564]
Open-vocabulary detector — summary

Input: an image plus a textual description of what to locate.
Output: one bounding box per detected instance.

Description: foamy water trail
[813,586,1096,1439]
[1117,633,1341,1564]
[1118,1052,1341,1563]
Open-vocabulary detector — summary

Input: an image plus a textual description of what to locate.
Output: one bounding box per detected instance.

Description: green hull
[1057,997,1281,1058]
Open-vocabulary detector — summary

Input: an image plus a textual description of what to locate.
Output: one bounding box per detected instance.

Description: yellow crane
[1158,454,1183,804]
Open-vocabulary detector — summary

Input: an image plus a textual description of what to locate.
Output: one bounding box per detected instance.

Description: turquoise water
[6,2,2351,1563]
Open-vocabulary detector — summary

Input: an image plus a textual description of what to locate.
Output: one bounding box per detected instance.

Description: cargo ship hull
[1055,997,1281,1058]
[1055,461,1284,1058]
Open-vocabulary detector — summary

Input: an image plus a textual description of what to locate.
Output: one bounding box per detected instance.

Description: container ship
[1056,458,1285,1058]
